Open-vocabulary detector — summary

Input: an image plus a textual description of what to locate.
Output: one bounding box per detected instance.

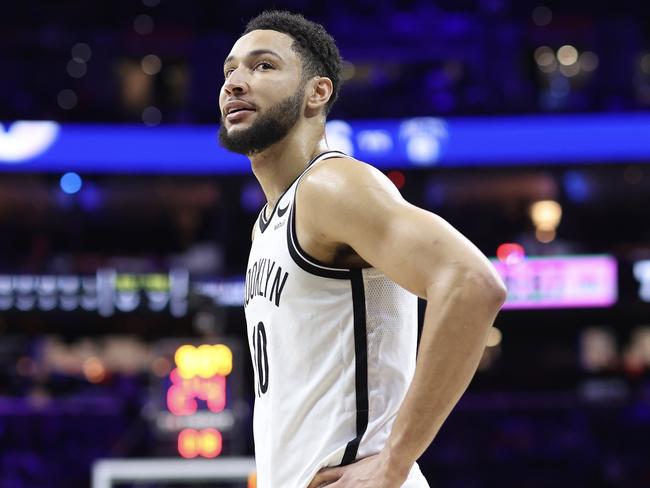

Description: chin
[227,122,251,132]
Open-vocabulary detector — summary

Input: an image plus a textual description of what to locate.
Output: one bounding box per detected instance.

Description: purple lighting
[492,255,618,310]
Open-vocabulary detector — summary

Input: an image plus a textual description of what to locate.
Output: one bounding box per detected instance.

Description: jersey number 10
[252,321,269,396]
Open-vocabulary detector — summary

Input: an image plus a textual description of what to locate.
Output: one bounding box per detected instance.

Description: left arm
[304,159,507,487]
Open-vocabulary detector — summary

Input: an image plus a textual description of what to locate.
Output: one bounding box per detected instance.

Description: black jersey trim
[258,202,274,233]
[341,268,369,465]
[257,150,346,234]
[257,206,271,233]
[284,151,353,279]
[286,204,351,280]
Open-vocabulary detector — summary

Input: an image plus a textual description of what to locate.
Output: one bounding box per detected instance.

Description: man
[219,10,507,488]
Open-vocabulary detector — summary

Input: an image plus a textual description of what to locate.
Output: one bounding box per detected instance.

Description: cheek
[218,87,227,106]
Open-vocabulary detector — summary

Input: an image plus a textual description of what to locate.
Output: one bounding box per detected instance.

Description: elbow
[425,264,508,313]
[492,280,508,310]
[463,267,508,311]
[485,271,508,307]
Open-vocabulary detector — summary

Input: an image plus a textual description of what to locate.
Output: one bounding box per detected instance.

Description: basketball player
[219,11,507,488]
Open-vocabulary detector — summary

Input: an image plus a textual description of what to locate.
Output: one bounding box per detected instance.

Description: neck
[249,122,329,210]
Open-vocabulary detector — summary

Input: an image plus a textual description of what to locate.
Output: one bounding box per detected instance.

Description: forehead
[225,29,299,65]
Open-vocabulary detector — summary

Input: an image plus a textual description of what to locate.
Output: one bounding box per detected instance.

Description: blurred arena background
[2,0,650,487]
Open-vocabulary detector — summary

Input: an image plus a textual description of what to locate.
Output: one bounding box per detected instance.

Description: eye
[255,61,274,71]
[224,68,234,78]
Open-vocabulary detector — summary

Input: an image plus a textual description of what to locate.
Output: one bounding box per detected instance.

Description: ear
[305,76,333,115]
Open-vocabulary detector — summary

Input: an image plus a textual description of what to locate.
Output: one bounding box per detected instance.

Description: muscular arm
[301,158,507,484]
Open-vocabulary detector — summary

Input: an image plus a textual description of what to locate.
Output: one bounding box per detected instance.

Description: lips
[226,108,255,123]
[223,100,256,122]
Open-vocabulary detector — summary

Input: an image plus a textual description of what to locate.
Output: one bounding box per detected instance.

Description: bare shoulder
[298,156,402,209]
[295,156,409,251]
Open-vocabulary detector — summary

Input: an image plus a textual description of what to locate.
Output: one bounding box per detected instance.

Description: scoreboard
[152,340,249,458]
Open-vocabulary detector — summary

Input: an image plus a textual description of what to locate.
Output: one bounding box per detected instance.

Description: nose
[222,67,248,96]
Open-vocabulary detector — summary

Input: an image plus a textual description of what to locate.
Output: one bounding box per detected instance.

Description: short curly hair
[243,10,342,115]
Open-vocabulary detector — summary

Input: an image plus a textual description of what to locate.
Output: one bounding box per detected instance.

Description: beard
[218,87,304,155]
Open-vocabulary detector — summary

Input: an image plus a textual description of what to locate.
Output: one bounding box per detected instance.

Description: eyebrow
[224,49,283,67]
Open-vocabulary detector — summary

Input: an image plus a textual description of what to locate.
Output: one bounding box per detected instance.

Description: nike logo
[277,201,290,217]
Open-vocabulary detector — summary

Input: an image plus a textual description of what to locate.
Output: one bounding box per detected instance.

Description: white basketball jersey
[244,151,419,488]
